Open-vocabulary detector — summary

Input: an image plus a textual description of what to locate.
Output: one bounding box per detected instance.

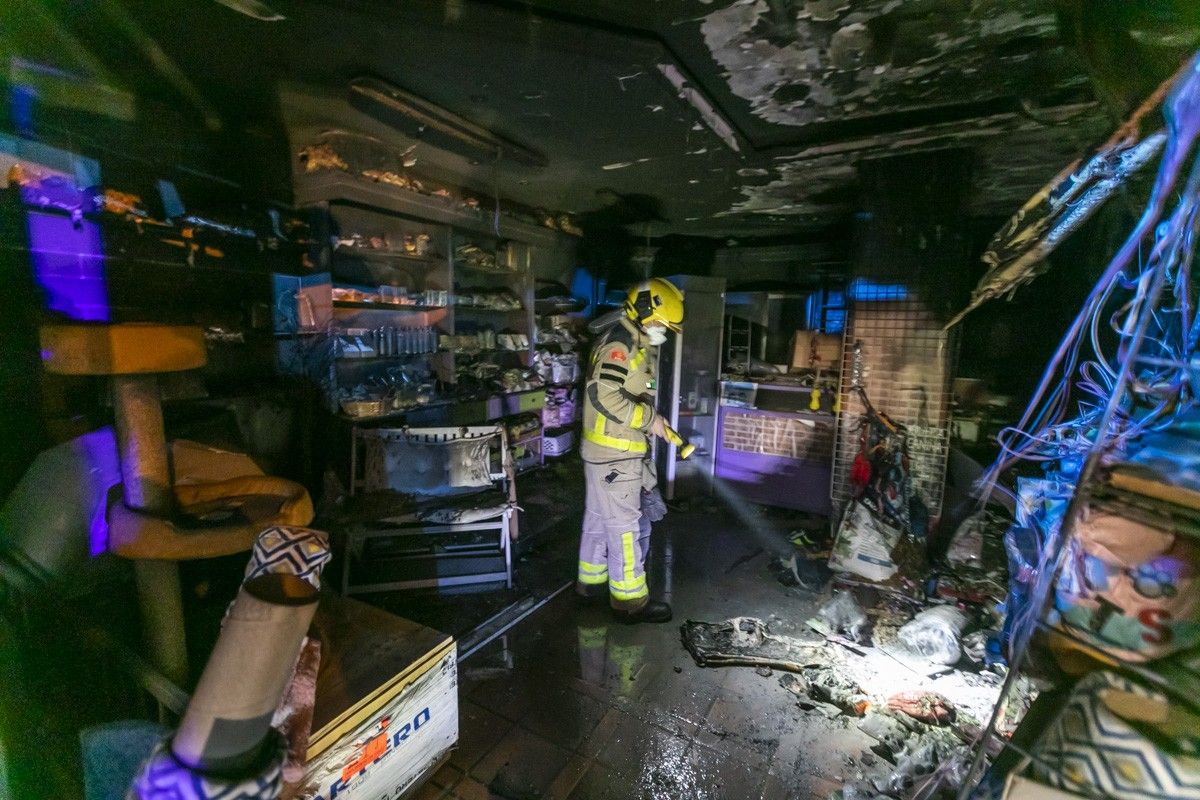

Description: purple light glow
[26,208,110,321]
[80,428,122,556]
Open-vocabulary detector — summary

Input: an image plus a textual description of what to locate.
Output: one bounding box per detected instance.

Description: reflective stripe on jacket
[581,316,657,459]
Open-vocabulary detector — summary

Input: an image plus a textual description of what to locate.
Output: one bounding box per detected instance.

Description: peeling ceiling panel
[716,102,1112,224]
[699,0,1092,132]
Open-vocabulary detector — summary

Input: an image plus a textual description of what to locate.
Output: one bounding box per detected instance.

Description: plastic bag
[829,501,901,582]
[818,590,868,642]
[946,511,987,566]
[880,733,966,795]
[897,605,967,665]
[837,784,889,800]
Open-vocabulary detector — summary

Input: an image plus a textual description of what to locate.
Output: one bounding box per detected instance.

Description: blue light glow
[2,135,109,320]
[571,267,606,316]
[848,278,909,302]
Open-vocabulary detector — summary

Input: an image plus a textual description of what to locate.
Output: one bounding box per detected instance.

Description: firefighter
[576,278,683,623]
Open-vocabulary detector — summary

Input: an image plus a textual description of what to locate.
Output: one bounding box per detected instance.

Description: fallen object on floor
[778,668,870,717]
[817,590,869,643]
[680,617,823,674]
[830,501,902,583]
[886,691,956,725]
[682,618,872,715]
[897,605,967,666]
[839,723,971,799]
[770,551,833,589]
[805,664,871,716]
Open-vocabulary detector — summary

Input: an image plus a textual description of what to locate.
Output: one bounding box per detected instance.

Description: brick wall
[831,300,953,516]
[721,410,835,461]
[828,151,968,521]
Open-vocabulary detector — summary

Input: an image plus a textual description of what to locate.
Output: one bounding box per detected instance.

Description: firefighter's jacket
[581,316,658,462]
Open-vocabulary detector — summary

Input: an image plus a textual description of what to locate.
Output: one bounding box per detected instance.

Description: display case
[301,594,457,800]
[279,178,552,466]
[654,275,725,500]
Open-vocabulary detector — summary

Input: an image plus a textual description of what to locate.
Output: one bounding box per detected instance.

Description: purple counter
[714,404,835,515]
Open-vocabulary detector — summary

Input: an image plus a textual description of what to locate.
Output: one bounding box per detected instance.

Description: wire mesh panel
[831,297,954,517]
[827,149,970,523]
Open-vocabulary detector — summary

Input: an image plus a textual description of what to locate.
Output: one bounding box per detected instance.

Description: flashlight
[663,424,695,459]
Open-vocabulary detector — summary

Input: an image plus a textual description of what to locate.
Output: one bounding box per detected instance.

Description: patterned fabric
[1031,670,1200,799]
[127,732,284,799]
[244,526,330,590]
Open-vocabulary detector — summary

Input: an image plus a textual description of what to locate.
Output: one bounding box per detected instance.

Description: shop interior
[2,2,1199,799]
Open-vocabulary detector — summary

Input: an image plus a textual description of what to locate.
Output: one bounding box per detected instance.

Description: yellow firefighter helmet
[624,278,684,333]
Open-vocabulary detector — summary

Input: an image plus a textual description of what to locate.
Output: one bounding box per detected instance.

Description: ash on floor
[428,505,920,800]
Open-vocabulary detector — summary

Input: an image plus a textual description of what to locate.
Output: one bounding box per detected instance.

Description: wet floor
[417,505,876,800]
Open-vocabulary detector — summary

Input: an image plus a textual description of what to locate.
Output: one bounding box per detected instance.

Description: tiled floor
[418,505,870,800]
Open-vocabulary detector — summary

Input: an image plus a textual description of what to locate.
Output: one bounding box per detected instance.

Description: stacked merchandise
[542,385,579,457]
[1008,425,1200,800]
[534,315,584,458]
[533,351,581,386]
[957,54,1200,800]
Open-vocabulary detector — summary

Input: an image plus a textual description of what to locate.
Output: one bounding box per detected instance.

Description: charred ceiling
[18,0,1200,238]
[698,0,1091,138]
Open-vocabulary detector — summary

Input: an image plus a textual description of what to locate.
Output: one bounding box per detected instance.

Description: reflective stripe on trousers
[577,458,649,610]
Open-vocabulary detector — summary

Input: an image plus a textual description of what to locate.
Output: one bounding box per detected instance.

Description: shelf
[1105,465,1200,517]
[274,330,326,338]
[339,398,456,423]
[295,171,562,247]
[333,300,448,312]
[277,327,443,338]
[1032,618,1200,714]
[336,352,438,363]
[459,264,522,275]
[453,349,527,356]
[454,305,526,313]
[333,248,445,265]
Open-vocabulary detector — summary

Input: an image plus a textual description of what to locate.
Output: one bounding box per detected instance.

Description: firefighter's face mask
[646,324,668,346]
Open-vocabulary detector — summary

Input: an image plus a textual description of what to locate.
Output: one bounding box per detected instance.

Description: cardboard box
[790,331,842,371]
[298,595,457,800]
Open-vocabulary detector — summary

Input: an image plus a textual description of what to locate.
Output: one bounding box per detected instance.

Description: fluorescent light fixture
[213,0,285,21]
[656,63,741,153]
[349,76,547,168]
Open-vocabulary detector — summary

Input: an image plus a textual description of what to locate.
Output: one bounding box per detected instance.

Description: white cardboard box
[298,596,457,800]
